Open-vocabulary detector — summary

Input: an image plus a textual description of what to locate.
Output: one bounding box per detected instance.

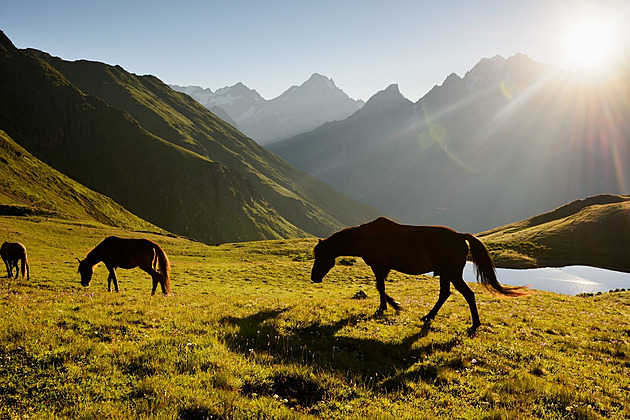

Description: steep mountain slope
[0,129,160,232]
[171,73,364,144]
[270,54,630,232]
[478,194,630,272]
[268,84,420,202]
[0,31,380,244]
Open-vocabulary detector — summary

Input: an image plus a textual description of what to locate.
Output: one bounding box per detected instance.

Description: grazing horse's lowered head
[77,258,93,287]
[311,240,336,283]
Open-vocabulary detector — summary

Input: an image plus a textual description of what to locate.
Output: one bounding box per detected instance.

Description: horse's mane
[323,218,394,252]
[330,217,393,238]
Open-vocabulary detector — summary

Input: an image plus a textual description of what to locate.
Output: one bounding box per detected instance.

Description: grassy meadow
[0,215,629,419]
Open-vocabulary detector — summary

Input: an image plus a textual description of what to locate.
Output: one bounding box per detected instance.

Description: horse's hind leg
[107,268,120,292]
[141,265,161,296]
[449,275,480,334]
[151,275,159,296]
[422,275,451,322]
[150,271,168,296]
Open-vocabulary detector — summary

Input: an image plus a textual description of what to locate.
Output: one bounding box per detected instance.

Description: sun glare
[561,17,624,72]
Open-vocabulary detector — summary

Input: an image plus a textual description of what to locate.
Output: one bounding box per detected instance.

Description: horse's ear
[318,239,323,244]
[76,258,82,263]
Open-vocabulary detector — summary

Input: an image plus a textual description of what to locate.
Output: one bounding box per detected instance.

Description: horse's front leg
[422,275,451,322]
[372,266,399,314]
[2,260,10,278]
[450,275,481,335]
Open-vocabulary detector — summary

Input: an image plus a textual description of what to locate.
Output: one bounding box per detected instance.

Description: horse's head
[311,239,336,283]
[77,259,93,287]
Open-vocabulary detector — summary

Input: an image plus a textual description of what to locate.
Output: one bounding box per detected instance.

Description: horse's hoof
[467,325,480,337]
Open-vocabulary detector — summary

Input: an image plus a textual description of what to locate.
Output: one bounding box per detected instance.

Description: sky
[1,0,629,101]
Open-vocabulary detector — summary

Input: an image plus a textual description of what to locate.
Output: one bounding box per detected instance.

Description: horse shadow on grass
[217,307,462,406]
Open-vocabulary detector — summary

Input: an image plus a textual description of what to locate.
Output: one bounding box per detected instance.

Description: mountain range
[269,53,630,233]
[0,31,380,244]
[170,73,364,144]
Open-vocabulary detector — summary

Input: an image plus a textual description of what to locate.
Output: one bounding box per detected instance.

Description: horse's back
[99,236,158,266]
[101,236,154,249]
[366,218,462,244]
[360,219,469,273]
[1,242,27,259]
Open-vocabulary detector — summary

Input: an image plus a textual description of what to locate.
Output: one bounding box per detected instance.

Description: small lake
[463,262,630,295]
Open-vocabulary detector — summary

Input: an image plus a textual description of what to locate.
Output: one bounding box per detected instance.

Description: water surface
[463,262,630,295]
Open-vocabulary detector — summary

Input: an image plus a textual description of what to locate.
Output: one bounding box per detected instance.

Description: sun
[560,16,625,72]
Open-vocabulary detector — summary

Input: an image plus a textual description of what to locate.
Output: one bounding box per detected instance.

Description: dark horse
[1,242,30,279]
[311,218,524,333]
[78,236,171,295]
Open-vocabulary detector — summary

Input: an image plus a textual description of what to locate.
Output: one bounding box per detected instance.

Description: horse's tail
[463,233,525,296]
[22,253,29,279]
[154,244,172,295]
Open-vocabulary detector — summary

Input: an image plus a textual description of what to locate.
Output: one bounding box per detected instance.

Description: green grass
[1,215,629,419]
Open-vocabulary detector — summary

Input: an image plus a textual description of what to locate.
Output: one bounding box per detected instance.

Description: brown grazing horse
[311,217,523,334]
[1,242,30,279]
[78,236,171,295]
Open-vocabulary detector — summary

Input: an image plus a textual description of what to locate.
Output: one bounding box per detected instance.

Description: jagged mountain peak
[464,53,539,83]
[352,84,411,118]
[306,72,332,83]
[215,82,263,100]
[302,72,336,89]
[365,84,405,103]
[276,73,346,100]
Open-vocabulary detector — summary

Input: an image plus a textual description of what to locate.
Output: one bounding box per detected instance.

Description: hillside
[0,214,628,419]
[270,54,630,233]
[0,31,381,244]
[478,194,630,272]
[0,129,161,232]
